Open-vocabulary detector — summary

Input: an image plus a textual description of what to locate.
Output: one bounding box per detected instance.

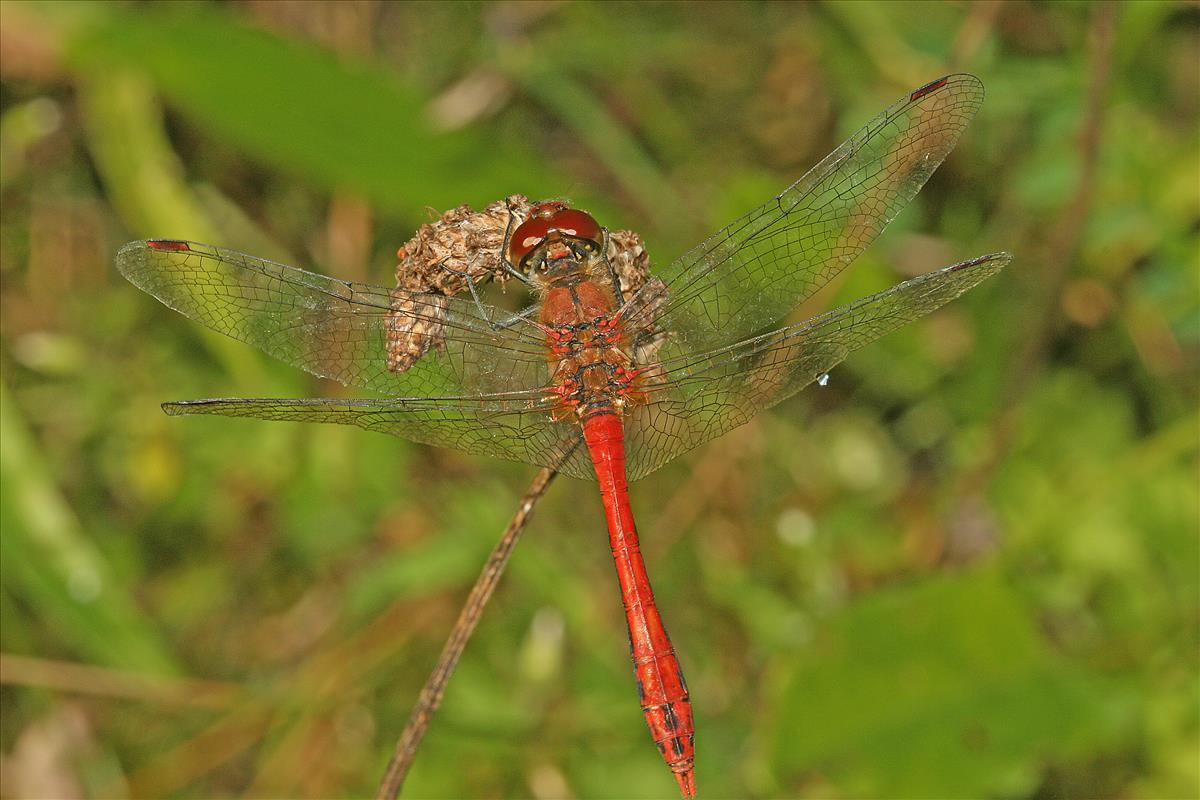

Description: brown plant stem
[375,459,565,800]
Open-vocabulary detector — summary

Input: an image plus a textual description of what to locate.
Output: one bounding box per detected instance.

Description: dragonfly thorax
[539,278,642,421]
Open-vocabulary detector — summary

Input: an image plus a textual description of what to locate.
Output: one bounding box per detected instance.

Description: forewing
[624,252,1011,480]
[116,240,550,397]
[164,394,596,480]
[625,74,985,352]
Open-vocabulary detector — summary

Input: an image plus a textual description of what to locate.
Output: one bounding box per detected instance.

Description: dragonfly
[117,73,1009,797]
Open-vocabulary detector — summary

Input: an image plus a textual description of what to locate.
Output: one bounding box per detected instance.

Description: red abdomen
[583,411,696,797]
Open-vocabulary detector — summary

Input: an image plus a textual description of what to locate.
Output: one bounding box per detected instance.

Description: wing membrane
[623,252,1011,480]
[625,74,985,353]
[120,75,1004,482]
[117,240,549,397]
[159,251,1007,481]
[164,393,596,479]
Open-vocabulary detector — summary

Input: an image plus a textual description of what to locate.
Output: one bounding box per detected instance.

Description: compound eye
[507,214,555,266]
[506,204,603,267]
[547,209,603,249]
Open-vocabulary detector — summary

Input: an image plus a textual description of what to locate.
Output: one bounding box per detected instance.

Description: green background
[1,2,1196,798]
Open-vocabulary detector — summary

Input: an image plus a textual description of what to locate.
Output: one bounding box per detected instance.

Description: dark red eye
[547,209,602,247]
[507,214,556,265]
[506,205,603,266]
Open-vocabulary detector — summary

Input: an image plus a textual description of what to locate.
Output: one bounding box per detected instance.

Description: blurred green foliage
[1,2,1196,799]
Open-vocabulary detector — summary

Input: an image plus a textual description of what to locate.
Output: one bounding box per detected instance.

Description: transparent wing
[624,74,985,353]
[158,253,1008,481]
[116,240,550,398]
[623,252,1011,480]
[164,393,596,480]
[119,74,998,483]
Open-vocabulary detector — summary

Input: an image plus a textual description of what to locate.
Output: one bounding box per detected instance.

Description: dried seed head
[385,197,667,373]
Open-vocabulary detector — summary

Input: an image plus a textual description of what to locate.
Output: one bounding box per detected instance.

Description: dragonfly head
[507,201,604,279]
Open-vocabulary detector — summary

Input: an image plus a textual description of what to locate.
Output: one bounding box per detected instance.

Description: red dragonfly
[118,74,1009,797]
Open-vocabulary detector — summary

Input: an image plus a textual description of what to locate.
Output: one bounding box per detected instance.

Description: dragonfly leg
[436,258,542,333]
[491,306,541,331]
[434,260,498,326]
[600,228,627,306]
[499,259,531,283]
[498,199,533,283]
